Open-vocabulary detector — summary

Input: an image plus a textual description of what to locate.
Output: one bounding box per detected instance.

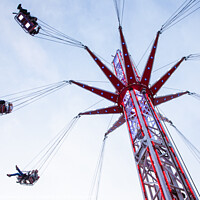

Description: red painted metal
[85,47,125,92]
[146,93,198,198]
[129,90,145,137]
[170,147,197,199]
[146,93,171,143]
[152,141,173,198]
[130,58,141,82]
[119,26,137,84]
[141,31,160,86]
[137,165,148,200]
[117,51,127,83]
[112,50,127,85]
[147,147,166,200]
[153,91,189,106]
[79,105,123,116]
[70,80,118,103]
[123,102,136,152]
[150,57,185,96]
[105,115,125,136]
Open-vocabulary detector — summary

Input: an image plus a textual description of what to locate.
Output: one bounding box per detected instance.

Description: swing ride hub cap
[117,83,153,107]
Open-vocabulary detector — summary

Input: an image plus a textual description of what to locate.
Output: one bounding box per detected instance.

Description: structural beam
[141,31,160,86]
[154,91,189,106]
[70,80,118,103]
[85,46,125,92]
[105,115,126,136]
[119,26,137,84]
[79,105,122,116]
[150,57,185,96]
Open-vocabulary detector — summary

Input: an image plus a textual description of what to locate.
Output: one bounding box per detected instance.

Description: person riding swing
[7,165,29,184]
[7,165,39,185]
[14,4,41,36]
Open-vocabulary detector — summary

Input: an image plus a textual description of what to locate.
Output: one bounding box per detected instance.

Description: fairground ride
[11,1,200,199]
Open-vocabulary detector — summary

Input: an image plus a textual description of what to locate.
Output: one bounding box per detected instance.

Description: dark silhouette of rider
[16,4,40,35]
[17,4,30,16]
[7,165,29,184]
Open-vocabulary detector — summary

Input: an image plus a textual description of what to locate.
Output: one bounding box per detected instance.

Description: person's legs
[16,166,24,176]
[7,173,20,177]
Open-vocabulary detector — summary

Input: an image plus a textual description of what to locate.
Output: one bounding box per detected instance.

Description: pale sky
[0,0,200,200]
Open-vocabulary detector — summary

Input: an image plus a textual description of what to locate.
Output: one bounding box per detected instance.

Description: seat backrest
[15,12,36,33]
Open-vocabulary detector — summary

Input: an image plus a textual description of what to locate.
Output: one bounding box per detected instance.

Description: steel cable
[113,0,125,26]
[88,135,107,200]
[161,0,200,33]
[0,81,70,112]
[156,107,200,197]
[36,19,85,48]
[23,116,80,174]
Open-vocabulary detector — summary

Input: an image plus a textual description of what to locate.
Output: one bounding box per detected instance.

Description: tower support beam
[122,88,197,199]
[112,48,198,200]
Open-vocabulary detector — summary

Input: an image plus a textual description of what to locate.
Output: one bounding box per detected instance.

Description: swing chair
[16,170,40,186]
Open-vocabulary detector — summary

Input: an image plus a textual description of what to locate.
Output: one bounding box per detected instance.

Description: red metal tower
[70,26,198,200]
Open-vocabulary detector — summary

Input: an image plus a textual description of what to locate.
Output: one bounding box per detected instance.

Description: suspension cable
[88,113,116,200]
[32,19,85,48]
[0,81,70,112]
[75,80,110,84]
[34,35,84,48]
[13,82,66,103]
[121,0,125,26]
[88,135,107,200]
[23,115,80,175]
[185,53,200,60]
[160,0,200,33]
[80,99,105,114]
[14,84,67,111]
[136,39,154,70]
[171,124,200,163]
[38,116,80,171]
[188,92,200,101]
[38,19,82,44]
[93,51,114,69]
[156,107,200,197]
[161,86,185,92]
[153,52,200,74]
[153,59,179,73]
[113,0,125,26]
[1,81,67,99]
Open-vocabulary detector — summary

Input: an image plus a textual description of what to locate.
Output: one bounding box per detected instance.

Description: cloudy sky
[0,0,200,200]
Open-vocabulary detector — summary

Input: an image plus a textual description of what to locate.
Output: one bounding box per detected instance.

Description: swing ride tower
[13,1,200,199]
[112,29,198,200]
[70,27,198,200]
[113,28,197,200]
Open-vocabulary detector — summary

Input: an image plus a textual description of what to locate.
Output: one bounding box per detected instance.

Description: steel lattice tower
[70,26,198,200]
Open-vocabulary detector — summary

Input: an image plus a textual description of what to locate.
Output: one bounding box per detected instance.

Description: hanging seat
[0,100,13,114]
[17,170,40,186]
[14,12,37,35]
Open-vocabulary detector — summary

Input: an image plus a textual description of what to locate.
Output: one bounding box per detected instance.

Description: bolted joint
[129,87,133,91]
[183,56,187,61]
[84,45,88,50]
[68,80,73,84]
[141,88,146,94]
